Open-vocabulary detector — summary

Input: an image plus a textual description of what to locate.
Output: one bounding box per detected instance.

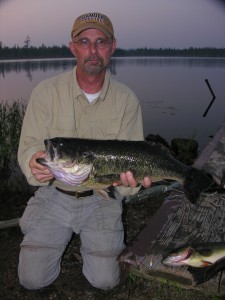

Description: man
[18,12,151,291]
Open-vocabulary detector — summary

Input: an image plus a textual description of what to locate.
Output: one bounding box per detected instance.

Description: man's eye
[80,40,89,45]
[96,39,105,45]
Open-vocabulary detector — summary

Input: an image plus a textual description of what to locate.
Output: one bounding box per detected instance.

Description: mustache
[85,55,102,62]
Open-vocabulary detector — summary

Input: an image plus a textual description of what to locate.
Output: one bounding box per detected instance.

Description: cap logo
[80,13,104,23]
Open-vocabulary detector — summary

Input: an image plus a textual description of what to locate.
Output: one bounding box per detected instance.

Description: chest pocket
[91,115,122,139]
[48,113,76,138]
[106,116,122,135]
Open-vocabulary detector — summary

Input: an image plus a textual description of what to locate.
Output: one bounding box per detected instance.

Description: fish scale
[37,137,213,203]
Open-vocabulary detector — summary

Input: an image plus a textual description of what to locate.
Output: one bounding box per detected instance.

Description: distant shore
[0,45,224,60]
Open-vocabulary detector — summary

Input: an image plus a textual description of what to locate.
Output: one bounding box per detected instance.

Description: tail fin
[183,167,212,204]
[188,257,225,285]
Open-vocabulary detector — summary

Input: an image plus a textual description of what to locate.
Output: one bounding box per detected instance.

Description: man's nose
[90,42,98,53]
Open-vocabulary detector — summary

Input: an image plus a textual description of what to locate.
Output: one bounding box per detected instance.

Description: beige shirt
[18,66,144,192]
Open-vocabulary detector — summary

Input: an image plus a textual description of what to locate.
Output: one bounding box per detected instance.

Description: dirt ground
[0,192,215,300]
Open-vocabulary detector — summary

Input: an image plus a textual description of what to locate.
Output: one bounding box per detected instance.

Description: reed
[0,100,26,178]
[0,100,34,220]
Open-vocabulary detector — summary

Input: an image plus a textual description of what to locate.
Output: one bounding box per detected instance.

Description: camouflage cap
[71,12,114,39]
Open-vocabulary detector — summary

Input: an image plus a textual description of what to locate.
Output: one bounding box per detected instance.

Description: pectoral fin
[202,260,213,267]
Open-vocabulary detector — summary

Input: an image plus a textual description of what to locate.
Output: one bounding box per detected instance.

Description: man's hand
[113,171,151,188]
[29,151,53,183]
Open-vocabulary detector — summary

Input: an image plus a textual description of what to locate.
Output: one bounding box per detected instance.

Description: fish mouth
[182,247,194,261]
[162,246,194,266]
[44,139,55,161]
[36,140,56,166]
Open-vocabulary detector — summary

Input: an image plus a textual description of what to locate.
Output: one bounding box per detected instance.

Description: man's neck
[76,69,106,94]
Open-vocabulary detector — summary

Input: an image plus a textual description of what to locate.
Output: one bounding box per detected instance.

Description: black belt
[55,187,93,198]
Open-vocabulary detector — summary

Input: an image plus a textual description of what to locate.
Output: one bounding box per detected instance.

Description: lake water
[0,57,225,151]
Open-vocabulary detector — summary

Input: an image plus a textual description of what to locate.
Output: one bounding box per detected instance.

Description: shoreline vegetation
[0,44,225,60]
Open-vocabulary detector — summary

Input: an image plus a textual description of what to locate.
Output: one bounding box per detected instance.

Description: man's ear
[69,41,77,57]
[111,39,117,55]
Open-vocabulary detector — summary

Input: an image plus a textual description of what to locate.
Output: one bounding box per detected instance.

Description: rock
[171,138,198,164]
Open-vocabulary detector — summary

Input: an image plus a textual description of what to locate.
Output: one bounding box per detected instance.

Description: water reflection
[0,57,224,150]
[1,57,225,80]
[0,59,76,80]
[111,57,225,68]
[0,58,118,80]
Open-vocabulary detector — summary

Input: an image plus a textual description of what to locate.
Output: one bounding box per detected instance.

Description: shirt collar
[71,66,110,102]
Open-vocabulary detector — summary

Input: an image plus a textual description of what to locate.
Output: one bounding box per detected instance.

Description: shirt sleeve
[17,88,49,186]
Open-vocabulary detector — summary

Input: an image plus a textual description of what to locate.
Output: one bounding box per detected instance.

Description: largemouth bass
[162,242,225,268]
[162,242,225,285]
[37,137,212,203]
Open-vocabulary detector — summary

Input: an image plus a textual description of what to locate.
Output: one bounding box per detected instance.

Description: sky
[0,0,225,49]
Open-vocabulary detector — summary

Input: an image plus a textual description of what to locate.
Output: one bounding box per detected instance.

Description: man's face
[69,29,116,75]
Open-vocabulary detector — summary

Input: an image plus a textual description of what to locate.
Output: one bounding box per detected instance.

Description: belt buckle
[74,191,83,198]
[74,190,93,198]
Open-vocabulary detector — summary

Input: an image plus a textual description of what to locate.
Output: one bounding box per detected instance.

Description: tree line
[0,42,224,60]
